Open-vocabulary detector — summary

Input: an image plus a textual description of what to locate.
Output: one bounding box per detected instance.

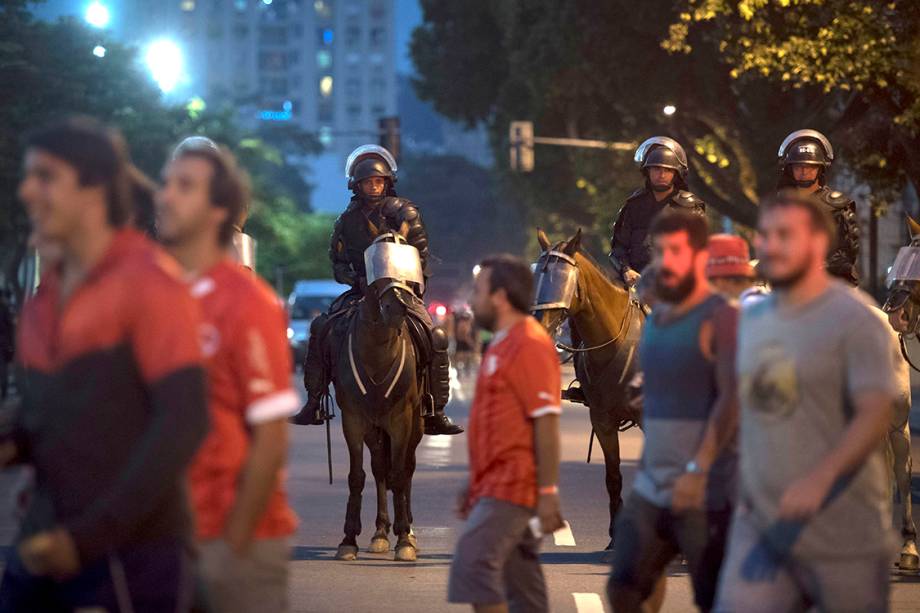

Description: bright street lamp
[92,45,106,58]
[145,39,184,94]
[663,104,677,117]
[85,2,110,28]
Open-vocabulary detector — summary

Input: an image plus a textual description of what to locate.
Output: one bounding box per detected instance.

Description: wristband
[538,485,559,495]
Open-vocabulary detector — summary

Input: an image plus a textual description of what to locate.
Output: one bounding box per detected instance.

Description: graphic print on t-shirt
[742,342,798,418]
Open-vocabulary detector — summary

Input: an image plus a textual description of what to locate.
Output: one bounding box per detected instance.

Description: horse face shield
[532,251,579,312]
[364,234,425,296]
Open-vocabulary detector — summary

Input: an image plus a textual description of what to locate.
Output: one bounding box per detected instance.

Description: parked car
[287,279,350,370]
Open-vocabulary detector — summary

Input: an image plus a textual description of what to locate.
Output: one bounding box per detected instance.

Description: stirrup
[421,393,436,417]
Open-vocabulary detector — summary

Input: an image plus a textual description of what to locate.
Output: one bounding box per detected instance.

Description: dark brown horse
[329,232,424,562]
[532,229,644,551]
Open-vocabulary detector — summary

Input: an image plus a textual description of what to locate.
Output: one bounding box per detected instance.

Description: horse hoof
[900,553,920,571]
[395,544,417,562]
[368,537,390,553]
[336,545,359,561]
[407,533,419,551]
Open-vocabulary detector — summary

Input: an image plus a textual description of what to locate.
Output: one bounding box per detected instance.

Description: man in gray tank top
[715,190,899,613]
[609,210,739,613]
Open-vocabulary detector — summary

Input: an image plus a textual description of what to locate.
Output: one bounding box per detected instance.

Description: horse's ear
[563,228,582,256]
[537,228,551,252]
[907,215,920,241]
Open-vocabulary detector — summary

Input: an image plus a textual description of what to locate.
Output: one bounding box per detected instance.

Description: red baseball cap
[706,234,755,279]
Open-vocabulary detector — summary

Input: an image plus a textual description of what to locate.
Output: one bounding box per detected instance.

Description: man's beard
[763,253,813,289]
[655,269,696,303]
[473,305,496,332]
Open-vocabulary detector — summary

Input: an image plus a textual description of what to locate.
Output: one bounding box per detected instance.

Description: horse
[327,231,424,562]
[532,228,645,551]
[881,216,920,571]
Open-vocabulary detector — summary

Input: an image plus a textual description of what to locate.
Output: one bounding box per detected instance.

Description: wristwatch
[685,460,704,475]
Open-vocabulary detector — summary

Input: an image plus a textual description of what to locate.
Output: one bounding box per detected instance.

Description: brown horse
[328,232,424,562]
[532,229,644,550]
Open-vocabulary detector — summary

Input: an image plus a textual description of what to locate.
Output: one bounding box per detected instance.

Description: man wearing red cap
[706,234,757,300]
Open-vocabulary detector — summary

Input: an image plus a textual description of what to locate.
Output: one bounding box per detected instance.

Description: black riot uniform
[777,129,860,286]
[292,146,462,435]
[609,137,706,281]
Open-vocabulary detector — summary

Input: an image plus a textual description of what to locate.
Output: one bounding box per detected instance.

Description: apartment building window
[369,26,385,48]
[318,102,334,122]
[180,0,195,11]
[347,105,361,122]
[319,76,333,97]
[207,23,223,39]
[370,1,386,19]
[233,23,250,38]
[259,51,287,70]
[345,78,360,98]
[314,0,333,18]
[318,28,334,46]
[370,77,385,102]
[291,23,304,38]
[316,49,332,69]
[260,25,287,44]
[235,0,247,10]
[268,78,288,95]
[371,104,385,117]
[345,24,360,47]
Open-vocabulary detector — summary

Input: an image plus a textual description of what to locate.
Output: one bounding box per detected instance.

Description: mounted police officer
[609,137,706,287]
[776,129,860,286]
[291,145,463,435]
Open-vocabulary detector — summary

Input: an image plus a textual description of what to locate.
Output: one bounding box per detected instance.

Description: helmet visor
[887,246,920,287]
[346,145,397,178]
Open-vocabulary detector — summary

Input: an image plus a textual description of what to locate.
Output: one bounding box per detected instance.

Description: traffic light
[509,121,534,172]
[379,116,400,160]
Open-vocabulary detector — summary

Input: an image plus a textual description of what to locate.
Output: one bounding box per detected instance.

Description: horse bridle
[533,249,636,354]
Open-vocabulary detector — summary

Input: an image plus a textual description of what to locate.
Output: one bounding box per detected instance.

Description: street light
[85,2,110,28]
[663,104,677,117]
[145,39,184,94]
[92,45,106,58]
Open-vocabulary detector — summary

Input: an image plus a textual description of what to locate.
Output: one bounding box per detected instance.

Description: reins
[554,300,636,353]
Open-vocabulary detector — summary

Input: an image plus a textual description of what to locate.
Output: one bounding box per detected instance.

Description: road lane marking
[573,592,605,613]
[553,521,576,546]
[421,432,453,467]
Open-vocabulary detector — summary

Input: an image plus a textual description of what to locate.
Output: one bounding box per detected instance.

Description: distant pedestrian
[157,136,299,613]
[0,293,12,400]
[448,255,564,613]
[0,117,209,612]
[609,210,739,613]
[706,234,756,300]
[714,190,899,612]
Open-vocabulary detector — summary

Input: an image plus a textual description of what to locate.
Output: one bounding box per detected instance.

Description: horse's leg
[388,414,417,562]
[590,404,623,554]
[405,416,423,551]
[890,420,919,570]
[336,409,366,561]
[367,427,391,553]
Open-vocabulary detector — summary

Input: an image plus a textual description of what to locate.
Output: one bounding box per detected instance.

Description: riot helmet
[635,136,688,191]
[777,129,834,188]
[346,144,397,198]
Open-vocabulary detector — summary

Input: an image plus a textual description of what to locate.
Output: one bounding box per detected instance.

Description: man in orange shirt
[448,255,564,613]
[156,137,299,612]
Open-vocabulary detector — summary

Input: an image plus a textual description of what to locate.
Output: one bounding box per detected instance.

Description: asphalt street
[2,364,920,612]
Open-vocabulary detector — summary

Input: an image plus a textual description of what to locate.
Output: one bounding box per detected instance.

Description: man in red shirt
[156,136,299,612]
[1,117,209,612]
[448,255,564,613]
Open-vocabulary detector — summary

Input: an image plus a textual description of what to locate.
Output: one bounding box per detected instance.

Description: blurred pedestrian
[609,210,739,613]
[0,292,12,400]
[448,255,563,613]
[706,234,756,300]
[157,136,299,613]
[0,117,209,612]
[714,190,899,612]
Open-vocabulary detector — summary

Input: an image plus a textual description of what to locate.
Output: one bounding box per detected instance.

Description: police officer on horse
[291,145,463,435]
[776,129,860,286]
[609,137,706,287]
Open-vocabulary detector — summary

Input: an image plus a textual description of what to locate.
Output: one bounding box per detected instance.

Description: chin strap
[900,334,920,373]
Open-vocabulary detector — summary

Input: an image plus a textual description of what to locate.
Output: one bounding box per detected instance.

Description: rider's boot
[424,327,463,436]
[290,317,331,426]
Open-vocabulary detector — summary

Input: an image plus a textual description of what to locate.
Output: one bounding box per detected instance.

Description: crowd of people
[0,114,907,613]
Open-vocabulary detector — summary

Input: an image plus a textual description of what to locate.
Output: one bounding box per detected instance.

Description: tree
[397,154,523,300]
[666,0,920,204]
